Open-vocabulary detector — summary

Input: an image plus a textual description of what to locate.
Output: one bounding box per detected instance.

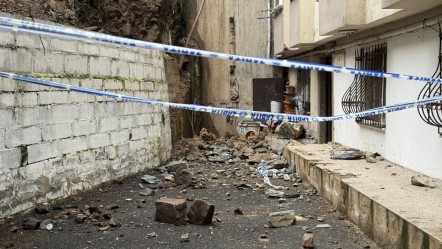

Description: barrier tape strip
[1,72,441,123]
[0,17,442,84]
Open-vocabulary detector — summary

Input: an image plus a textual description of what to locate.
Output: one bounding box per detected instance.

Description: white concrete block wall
[0,15,171,219]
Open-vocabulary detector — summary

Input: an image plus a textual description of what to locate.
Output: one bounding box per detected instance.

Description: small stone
[146,232,157,238]
[391,173,397,176]
[39,219,52,230]
[283,174,291,181]
[174,168,194,187]
[365,155,378,163]
[211,173,219,179]
[317,217,325,222]
[22,218,41,230]
[98,225,110,232]
[411,175,431,187]
[278,203,289,209]
[139,183,144,189]
[9,226,17,233]
[155,197,187,226]
[141,174,159,184]
[315,224,332,229]
[272,159,288,169]
[258,233,269,244]
[234,208,244,215]
[267,210,296,228]
[139,188,155,196]
[105,204,119,210]
[266,189,285,198]
[180,233,190,243]
[278,198,287,204]
[109,218,122,228]
[188,200,215,225]
[303,233,314,248]
[164,175,175,182]
[75,214,87,224]
[302,226,309,231]
[285,193,301,198]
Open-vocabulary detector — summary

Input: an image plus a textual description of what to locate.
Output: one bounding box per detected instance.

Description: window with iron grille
[295,69,311,115]
[342,43,387,128]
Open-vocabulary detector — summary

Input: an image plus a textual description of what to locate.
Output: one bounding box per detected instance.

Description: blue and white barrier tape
[1,72,441,123]
[0,17,442,84]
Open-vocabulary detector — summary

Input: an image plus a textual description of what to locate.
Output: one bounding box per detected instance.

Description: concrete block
[140,81,154,91]
[119,50,137,62]
[68,92,89,103]
[78,103,95,119]
[18,80,46,92]
[111,60,130,77]
[12,48,33,73]
[79,42,101,56]
[0,78,17,92]
[129,139,147,151]
[98,117,119,132]
[0,93,15,107]
[17,107,51,126]
[6,126,42,147]
[110,130,130,145]
[33,51,65,74]
[73,120,97,136]
[89,56,111,76]
[131,127,148,140]
[92,79,103,89]
[129,63,145,79]
[42,122,72,141]
[124,102,140,115]
[0,148,21,171]
[17,92,38,107]
[27,142,59,164]
[155,197,187,226]
[0,129,4,150]
[0,31,15,46]
[38,91,69,105]
[64,55,89,75]
[88,133,111,149]
[120,115,136,129]
[49,38,78,53]
[103,79,124,90]
[100,46,120,59]
[124,80,140,91]
[0,48,13,71]
[0,149,22,173]
[16,33,42,49]
[58,137,88,154]
[52,104,79,122]
[143,65,154,80]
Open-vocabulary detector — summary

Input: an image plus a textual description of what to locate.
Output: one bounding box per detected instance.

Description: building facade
[274,0,442,179]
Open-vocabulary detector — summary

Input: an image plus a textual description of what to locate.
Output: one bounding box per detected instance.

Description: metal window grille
[296,69,311,115]
[417,24,442,135]
[342,43,387,128]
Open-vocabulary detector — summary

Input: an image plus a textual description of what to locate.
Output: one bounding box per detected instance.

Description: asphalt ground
[0,139,380,249]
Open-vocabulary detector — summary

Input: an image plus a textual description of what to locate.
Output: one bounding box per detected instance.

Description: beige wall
[187,0,274,136]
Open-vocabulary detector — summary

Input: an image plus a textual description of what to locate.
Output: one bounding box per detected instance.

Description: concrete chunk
[268,210,296,228]
[155,197,187,225]
[188,200,215,225]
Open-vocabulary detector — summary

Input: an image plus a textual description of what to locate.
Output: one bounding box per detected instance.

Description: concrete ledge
[284,141,442,249]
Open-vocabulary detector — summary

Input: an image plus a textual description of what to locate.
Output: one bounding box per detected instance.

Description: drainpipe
[267,0,272,58]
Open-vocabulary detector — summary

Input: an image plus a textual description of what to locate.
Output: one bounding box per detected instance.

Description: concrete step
[283,141,442,249]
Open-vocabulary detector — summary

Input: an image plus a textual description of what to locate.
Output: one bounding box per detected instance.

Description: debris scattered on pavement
[180,233,190,243]
[411,175,435,188]
[303,232,314,248]
[187,200,215,225]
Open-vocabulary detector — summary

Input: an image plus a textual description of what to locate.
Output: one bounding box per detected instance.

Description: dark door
[252,78,285,112]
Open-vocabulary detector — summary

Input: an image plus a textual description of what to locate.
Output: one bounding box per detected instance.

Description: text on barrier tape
[1,72,441,123]
[0,17,441,84]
